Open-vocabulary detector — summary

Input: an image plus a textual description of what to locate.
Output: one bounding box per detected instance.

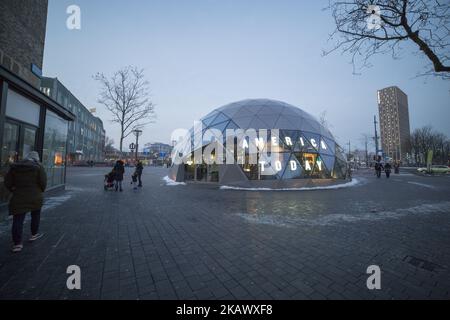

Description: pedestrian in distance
[136,160,144,187]
[4,151,47,253]
[394,161,400,174]
[384,162,392,178]
[375,161,383,178]
[113,160,125,192]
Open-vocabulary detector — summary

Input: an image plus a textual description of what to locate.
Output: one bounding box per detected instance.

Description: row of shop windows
[0,88,69,204]
[184,163,219,182]
[183,152,348,182]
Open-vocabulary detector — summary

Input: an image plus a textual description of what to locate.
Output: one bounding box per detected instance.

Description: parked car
[417,165,450,174]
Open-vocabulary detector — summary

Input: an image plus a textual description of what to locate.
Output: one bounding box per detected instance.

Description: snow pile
[163,176,186,186]
[220,178,360,191]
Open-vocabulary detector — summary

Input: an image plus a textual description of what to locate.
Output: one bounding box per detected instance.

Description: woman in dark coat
[4,151,47,253]
[113,160,125,192]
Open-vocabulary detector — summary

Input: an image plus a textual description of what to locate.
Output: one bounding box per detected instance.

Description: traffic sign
[129,143,136,150]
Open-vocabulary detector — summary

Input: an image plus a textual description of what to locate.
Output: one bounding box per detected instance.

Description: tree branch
[325,0,450,78]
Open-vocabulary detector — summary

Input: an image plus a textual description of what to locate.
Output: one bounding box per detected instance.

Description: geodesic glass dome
[171,99,349,185]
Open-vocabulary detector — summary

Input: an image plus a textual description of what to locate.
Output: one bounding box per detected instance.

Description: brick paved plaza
[0,167,449,300]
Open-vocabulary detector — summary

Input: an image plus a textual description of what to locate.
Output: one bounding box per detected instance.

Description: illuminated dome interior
[171,99,349,185]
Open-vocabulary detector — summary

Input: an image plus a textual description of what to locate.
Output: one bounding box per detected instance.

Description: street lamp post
[347,140,351,161]
[133,129,143,163]
[373,115,380,157]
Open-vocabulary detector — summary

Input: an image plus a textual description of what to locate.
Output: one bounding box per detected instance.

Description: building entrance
[0,120,38,203]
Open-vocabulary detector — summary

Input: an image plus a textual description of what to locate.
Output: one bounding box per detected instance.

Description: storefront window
[1,122,19,167]
[184,160,195,181]
[42,110,68,188]
[207,163,219,182]
[0,122,20,203]
[22,127,37,160]
[196,164,207,181]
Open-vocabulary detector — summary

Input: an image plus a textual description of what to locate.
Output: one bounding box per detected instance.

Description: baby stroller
[131,172,138,190]
[104,171,115,191]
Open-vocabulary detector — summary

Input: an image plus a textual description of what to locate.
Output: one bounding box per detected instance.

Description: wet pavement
[0,166,449,299]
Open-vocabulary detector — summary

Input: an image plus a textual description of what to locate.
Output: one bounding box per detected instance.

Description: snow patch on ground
[163,176,186,186]
[221,178,360,191]
[42,194,73,212]
[0,219,10,235]
[235,214,297,228]
[65,185,98,193]
[407,181,436,189]
[311,202,450,225]
[0,192,74,236]
[236,201,450,228]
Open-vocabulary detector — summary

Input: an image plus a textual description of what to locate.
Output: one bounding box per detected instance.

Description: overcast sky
[43,0,450,151]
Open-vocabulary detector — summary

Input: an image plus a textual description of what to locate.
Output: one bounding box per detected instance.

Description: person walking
[384,162,392,178]
[394,161,400,174]
[375,161,383,178]
[4,151,47,253]
[136,161,144,187]
[113,160,125,192]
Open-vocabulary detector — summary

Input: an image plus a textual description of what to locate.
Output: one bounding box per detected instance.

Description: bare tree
[359,133,374,163]
[94,66,156,152]
[410,126,449,165]
[105,136,115,152]
[319,110,334,130]
[324,0,450,78]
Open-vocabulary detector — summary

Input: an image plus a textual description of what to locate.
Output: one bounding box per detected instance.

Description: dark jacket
[375,162,383,171]
[113,162,125,181]
[136,162,143,175]
[4,160,47,215]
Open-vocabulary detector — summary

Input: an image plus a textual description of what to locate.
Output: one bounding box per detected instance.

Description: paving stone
[0,167,449,300]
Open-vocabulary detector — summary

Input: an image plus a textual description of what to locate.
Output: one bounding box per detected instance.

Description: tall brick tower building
[377,86,411,162]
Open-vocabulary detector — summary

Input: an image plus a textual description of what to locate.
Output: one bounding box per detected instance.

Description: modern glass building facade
[170,99,349,188]
[41,77,105,163]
